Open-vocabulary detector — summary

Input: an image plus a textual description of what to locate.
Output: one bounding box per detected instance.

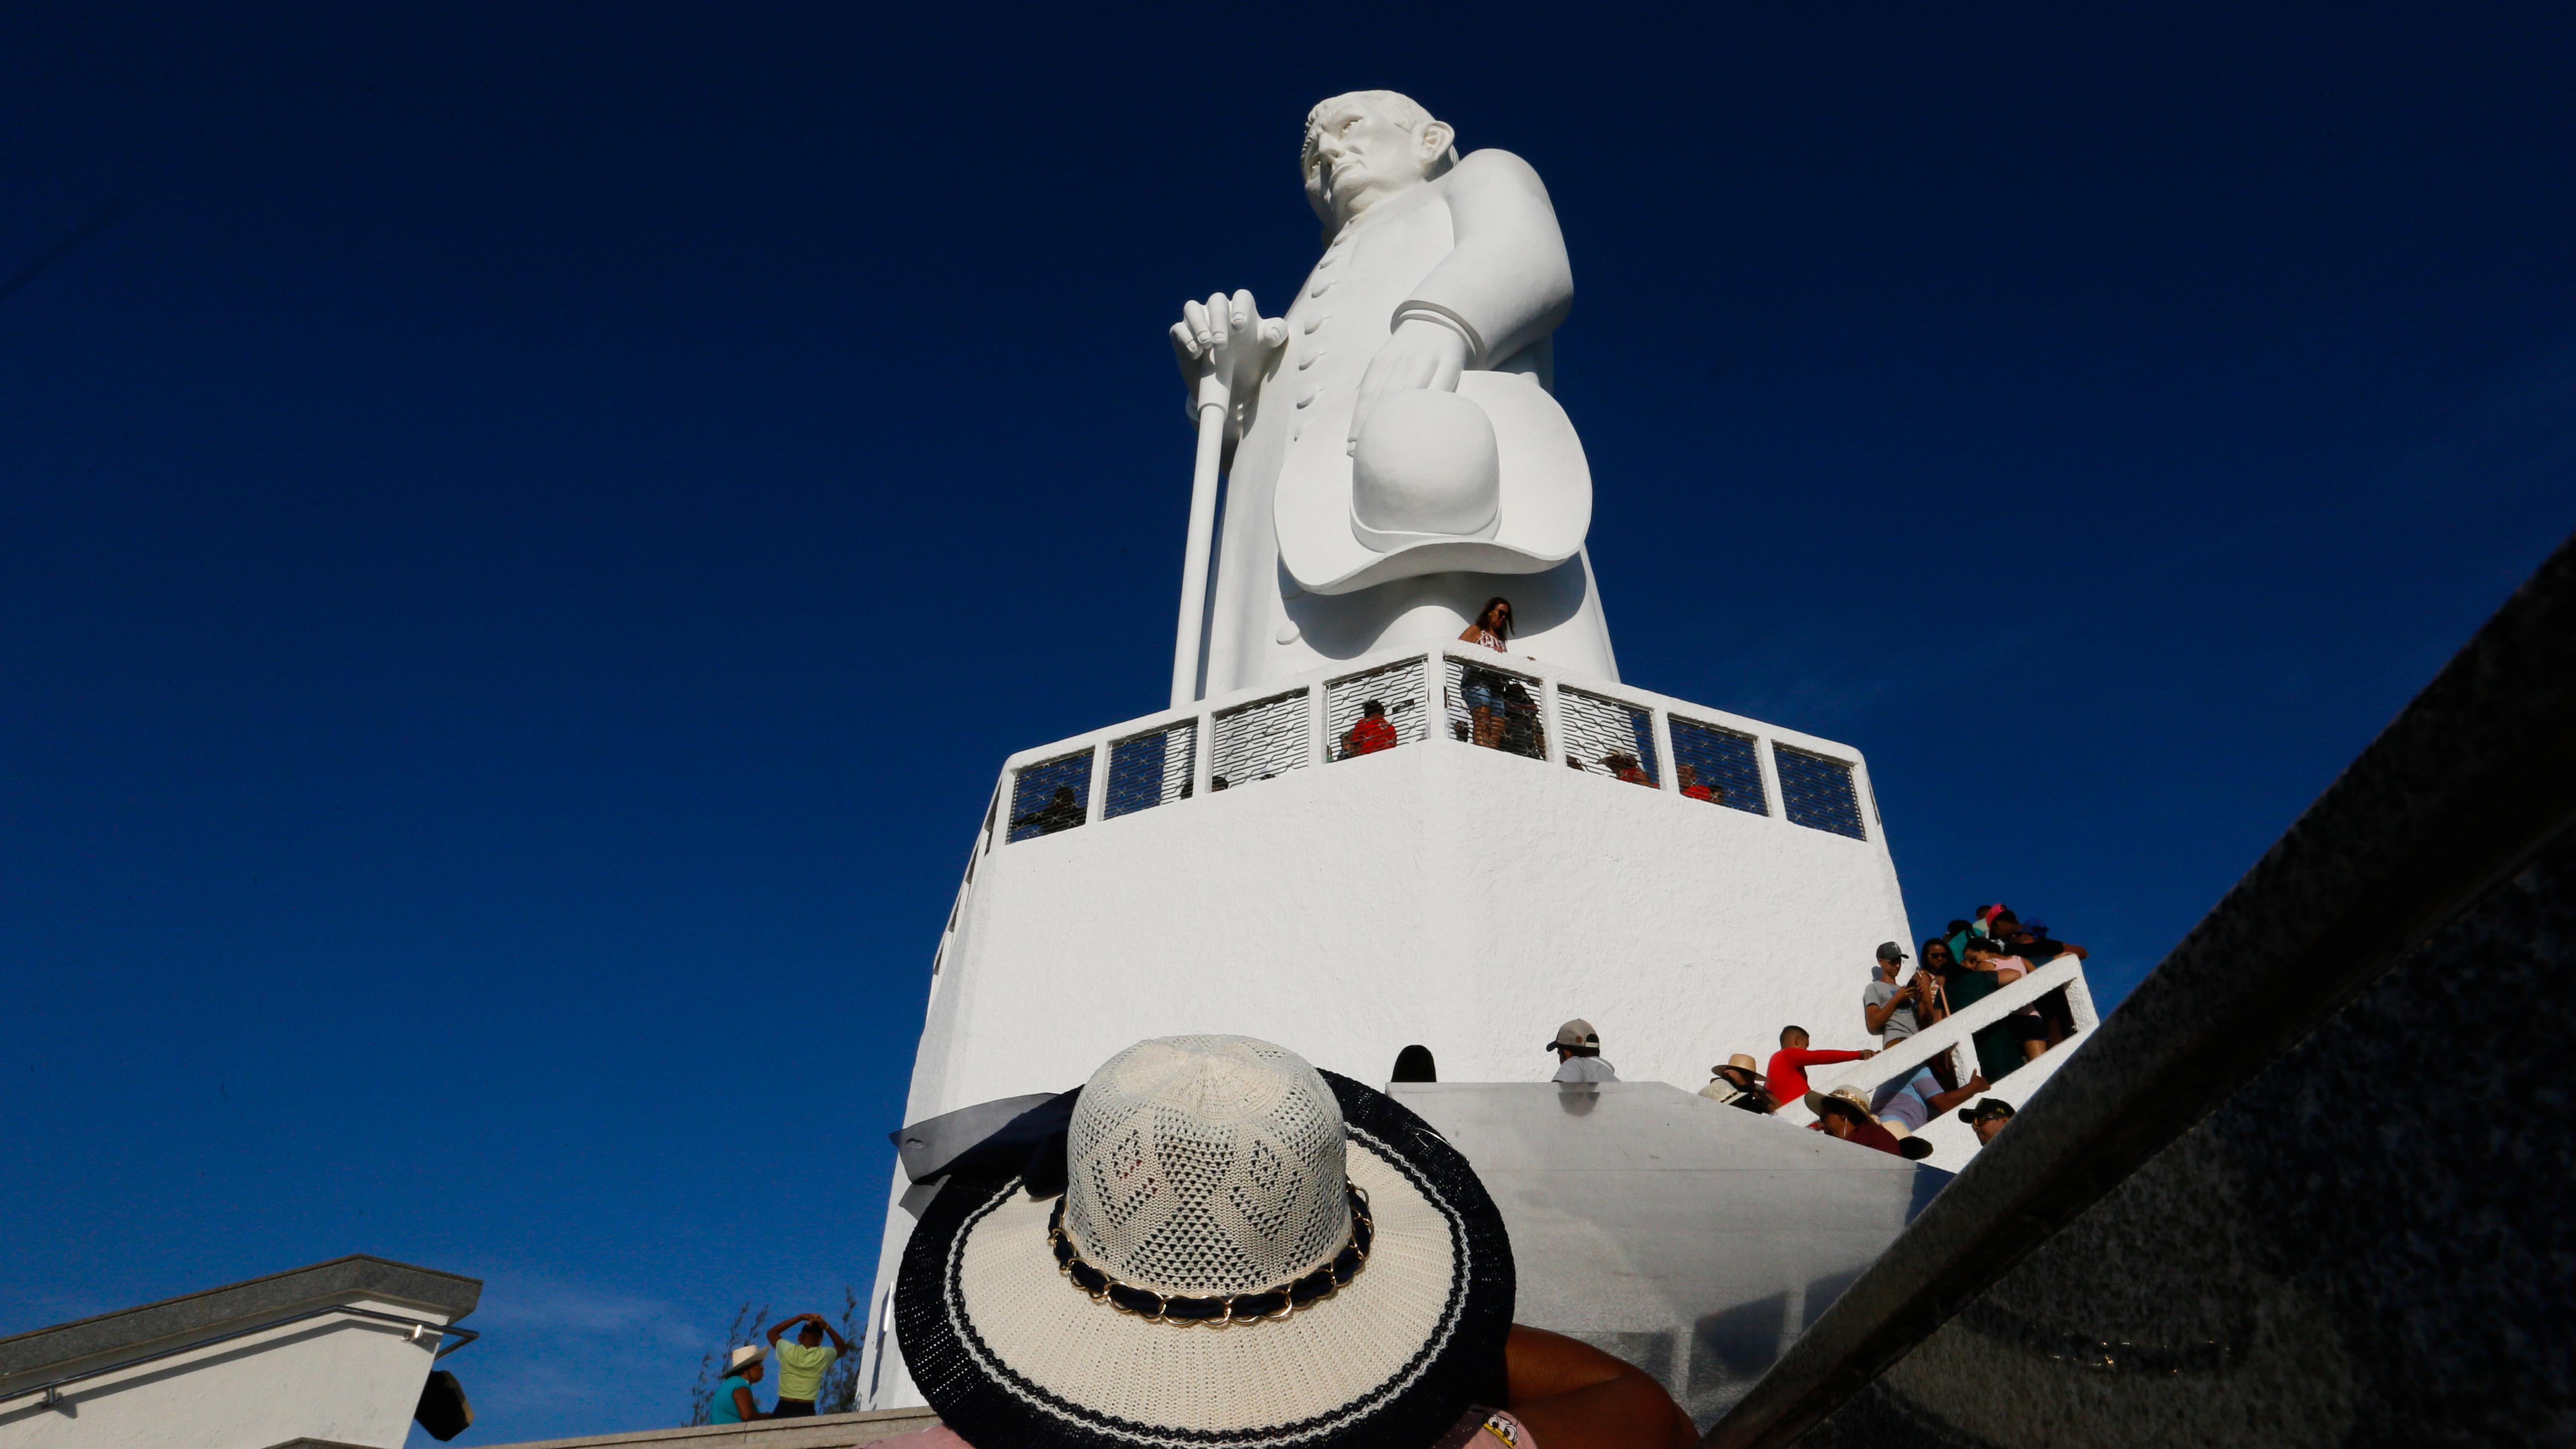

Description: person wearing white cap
[888,1034,1694,1449]
[708,1343,768,1424]
[1545,1019,1618,1083]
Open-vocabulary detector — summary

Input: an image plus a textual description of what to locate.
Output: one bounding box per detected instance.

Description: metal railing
[912,646,1892,990]
[1,1303,477,1410]
[980,644,1883,846]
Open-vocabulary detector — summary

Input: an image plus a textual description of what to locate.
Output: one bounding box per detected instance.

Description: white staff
[1168,290,1285,710]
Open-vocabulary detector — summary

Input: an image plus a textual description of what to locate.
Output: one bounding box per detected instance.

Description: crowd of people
[1511,905,2082,1158]
[1681,902,2083,1154]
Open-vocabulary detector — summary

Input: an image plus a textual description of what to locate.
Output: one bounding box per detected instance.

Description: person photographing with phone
[1862,941,1935,1049]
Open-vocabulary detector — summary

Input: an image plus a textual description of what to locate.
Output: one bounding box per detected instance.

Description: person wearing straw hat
[1804,1084,1912,1159]
[1697,1054,1768,1113]
[890,1034,1694,1449]
[708,1343,768,1424]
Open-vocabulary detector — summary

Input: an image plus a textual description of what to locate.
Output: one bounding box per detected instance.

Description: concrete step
[476,1407,941,1449]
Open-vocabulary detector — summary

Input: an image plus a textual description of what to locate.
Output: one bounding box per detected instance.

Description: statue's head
[1301,91,1457,232]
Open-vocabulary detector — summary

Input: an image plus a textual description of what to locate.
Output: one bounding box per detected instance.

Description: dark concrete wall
[1801,818,2575,1448]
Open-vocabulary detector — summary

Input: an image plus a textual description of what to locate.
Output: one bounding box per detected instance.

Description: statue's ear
[1417,121,1457,172]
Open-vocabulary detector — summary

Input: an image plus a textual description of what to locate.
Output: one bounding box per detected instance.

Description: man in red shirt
[1341,699,1399,757]
[1764,1025,1876,1111]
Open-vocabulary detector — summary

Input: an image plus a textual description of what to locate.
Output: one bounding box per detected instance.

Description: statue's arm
[1397,149,1574,368]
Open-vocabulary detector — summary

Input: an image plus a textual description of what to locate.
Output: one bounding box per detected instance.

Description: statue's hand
[1348,319,1469,452]
[1169,290,1287,432]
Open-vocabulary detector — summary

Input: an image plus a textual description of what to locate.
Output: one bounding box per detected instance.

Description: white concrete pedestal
[854,650,1911,1410]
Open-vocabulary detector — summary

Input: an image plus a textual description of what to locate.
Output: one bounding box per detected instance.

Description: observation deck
[907,642,1914,1114]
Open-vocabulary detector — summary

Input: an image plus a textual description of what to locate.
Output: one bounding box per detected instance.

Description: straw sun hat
[896,1035,1515,1449]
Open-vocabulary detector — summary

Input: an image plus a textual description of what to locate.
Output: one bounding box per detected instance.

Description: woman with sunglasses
[1456,597,1516,748]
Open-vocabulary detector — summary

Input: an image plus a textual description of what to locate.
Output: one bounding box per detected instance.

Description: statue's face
[1302,95,1451,227]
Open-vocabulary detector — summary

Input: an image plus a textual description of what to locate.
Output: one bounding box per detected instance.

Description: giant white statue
[1166,91,1618,705]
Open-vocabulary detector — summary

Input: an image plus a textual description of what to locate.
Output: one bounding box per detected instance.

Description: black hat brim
[894,1070,1514,1449]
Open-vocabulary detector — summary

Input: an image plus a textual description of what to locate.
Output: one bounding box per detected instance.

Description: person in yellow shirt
[763,1311,849,1417]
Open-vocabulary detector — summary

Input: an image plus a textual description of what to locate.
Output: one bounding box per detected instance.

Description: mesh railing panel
[1775,744,1866,839]
[1559,687,1659,787]
[1668,716,1768,815]
[1006,749,1094,842]
[1443,654,1547,760]
[1326,657,1429,761]
[1210,689,1310,791]
[1104,722,1198,819]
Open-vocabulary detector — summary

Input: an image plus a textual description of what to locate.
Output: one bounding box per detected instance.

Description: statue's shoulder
[1441,148,1553,203]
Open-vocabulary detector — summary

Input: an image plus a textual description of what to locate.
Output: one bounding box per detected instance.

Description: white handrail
[1790,956,2094,1119]
[1000,643,1868,779]
[985,643,1895,859]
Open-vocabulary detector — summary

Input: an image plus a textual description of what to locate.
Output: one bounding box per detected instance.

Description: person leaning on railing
[1457,597,1516,749]
[1999,911,2084,1046]
[1945,938,2047,1079]
[1013,786,1084,837]
[1974,936,2056,1066]
[1762,1025,1875,1112]
[1340,699,1398,758]
[1871,1065,1988,1137]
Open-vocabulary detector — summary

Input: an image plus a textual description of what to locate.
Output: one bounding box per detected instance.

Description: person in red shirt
[1677,764,1721,803]
[1341,699,1399,757]
[1764,1025,1876,1111]
[1603,752,1650,786]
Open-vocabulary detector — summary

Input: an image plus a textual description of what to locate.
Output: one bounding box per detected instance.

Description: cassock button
[1297,348,1325,371]
[1302,313,1328,334]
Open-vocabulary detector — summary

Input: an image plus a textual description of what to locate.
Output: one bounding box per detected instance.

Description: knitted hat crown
[1063,1035,1351,1297]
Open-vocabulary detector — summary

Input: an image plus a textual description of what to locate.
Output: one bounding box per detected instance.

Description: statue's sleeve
[1394,149,1574,369]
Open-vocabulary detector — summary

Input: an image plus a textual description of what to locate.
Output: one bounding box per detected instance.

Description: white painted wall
[858,650,1912,1408]
[0,1296,451,1449]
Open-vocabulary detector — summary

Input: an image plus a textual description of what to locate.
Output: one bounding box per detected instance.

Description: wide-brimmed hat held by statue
[895,1035,1515,1449]
[1276,377,1593,597]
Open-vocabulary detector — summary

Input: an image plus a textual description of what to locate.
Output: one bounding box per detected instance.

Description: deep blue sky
[4,3,2570,1442]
